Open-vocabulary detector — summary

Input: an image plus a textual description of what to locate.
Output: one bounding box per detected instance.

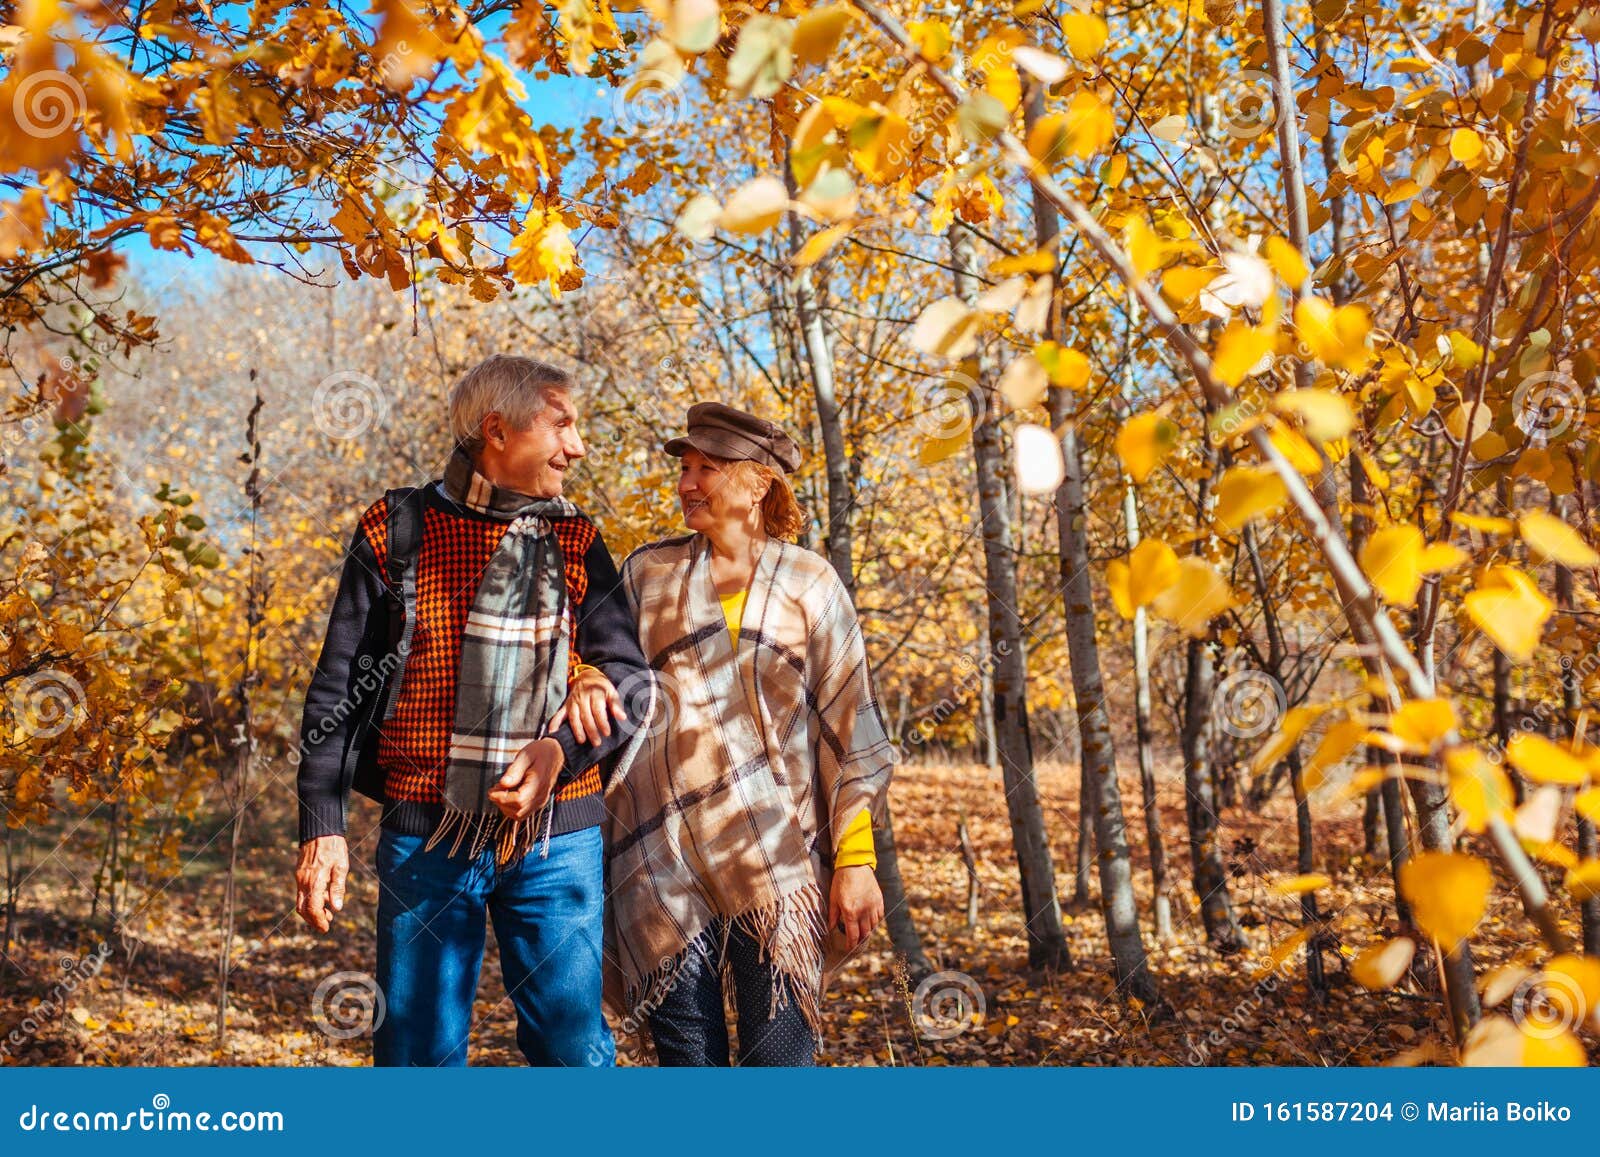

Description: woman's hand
[548,665,625,746]
[828,864,884,954]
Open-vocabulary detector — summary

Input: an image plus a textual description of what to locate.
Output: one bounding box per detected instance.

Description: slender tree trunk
[1286,746,1326,993]
[1180,413,1244,952]
[1074,760,1095,907]
[1555,498,1600,955]
[1112,294,1174,942]
[1052,416,1160,1004]
[949,223,1069,969]
[785,176,931,980]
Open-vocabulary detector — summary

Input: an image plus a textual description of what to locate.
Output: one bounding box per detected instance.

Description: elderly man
[293,355,650,1066]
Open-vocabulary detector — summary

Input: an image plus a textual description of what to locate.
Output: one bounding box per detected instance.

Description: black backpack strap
[382,486,428,650]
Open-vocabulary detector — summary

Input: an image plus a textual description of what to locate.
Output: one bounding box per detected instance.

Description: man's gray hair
[448,355,576,453]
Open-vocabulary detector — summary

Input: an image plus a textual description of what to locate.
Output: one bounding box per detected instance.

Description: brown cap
[664,402,802,474]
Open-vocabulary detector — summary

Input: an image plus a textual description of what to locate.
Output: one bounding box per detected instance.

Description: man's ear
[481,412,505,448]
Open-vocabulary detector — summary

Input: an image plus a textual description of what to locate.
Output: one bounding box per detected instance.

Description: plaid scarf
[605,534,896,1037]
[425,447,580,865]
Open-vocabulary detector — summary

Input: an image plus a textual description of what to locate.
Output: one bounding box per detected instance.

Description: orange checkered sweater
[359,494,603,808]
[296,483,648,845]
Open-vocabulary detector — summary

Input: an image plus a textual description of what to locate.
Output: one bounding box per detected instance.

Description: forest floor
[2,759,1594,1067]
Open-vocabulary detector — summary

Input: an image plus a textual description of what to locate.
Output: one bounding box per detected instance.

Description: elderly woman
[597,402,896,1066]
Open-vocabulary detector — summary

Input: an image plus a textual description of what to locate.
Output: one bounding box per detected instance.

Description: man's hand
[547,666,625,747]
[828,864,884,954]
[295,835,349,934]
[489,737,565,820]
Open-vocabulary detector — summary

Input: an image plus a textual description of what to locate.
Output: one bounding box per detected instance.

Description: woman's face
[678,449,763,533]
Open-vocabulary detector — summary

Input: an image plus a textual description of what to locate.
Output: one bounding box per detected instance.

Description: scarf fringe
[423,797,556,866]
[624,882,828,1045]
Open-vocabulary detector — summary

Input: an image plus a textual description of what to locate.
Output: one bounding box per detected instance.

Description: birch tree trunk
[949,223,1070,969]
[785,182,931,980]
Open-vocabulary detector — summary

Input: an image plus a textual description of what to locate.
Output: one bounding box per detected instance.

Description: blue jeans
[372,824,614,1067]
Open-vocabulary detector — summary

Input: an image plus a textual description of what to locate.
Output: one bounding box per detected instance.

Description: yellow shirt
[718,587,875,869]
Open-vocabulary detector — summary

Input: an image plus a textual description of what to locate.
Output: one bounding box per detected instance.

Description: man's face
[478,388,586,498]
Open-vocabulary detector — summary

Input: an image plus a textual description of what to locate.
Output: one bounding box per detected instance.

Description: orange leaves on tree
[508,206,577,293]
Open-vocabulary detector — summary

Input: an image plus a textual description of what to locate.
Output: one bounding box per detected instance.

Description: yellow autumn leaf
[1275,389,1354,443]
[1575,787,1600,825]
[792,4,852,67]
[1464,565,1552,663]
[1566,860,1600,902]
[1444,745,1515,834]
[1451,511,1514,535]
[719,175,790,234]
[1294,297,1372,372]
[1262,235,1309,288]
[1461,1014,1586,1067]
[1350,938,1416,991]
[1449,127,1484,164]
[1250,703,1328,776]
[1506,732,1591,786]
[1304,716,1367,783]
[1127,538,1180,611]
[1033,343,1091,389]
[1213,465,1288,530]
[1211,319,1275,386]
[1115,411,1179,484]
[792,222,850,268]
[1151,557,1234,637]
[1399,851,1491,945]
[1272,873,1331,895]
[1390,698,1457,751]
[1359,525,1425,606]
[1519,511,1600,568]
[1061,12,1109,58]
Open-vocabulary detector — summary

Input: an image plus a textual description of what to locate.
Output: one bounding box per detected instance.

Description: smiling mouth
[683,499,707,512]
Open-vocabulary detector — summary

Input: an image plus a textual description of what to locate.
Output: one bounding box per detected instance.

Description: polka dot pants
[646,919,817,1067]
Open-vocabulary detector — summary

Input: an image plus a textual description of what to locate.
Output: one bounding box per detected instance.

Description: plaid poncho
[425,448,579,865]
[605,534,896,1035]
